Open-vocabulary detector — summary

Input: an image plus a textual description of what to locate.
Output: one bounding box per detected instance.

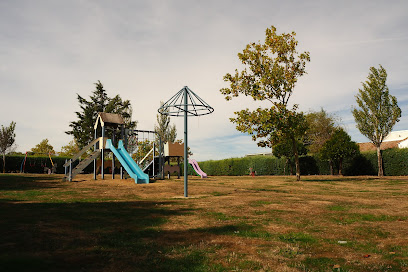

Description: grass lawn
[0,174,407,271]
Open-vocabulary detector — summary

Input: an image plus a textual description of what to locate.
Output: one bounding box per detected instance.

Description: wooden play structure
[163,142,183,178]
[63,112,125,181]
[63,113,154,183]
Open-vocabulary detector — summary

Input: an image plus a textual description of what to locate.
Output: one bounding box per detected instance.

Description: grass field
[0,174,407,271]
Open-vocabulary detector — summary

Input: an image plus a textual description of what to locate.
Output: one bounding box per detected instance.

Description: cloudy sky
[1,0,407,161]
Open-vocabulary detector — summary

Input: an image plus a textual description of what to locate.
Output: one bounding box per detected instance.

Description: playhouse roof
[94,112,124,129]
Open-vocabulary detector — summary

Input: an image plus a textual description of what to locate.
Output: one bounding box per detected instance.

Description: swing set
[20,151,55,173]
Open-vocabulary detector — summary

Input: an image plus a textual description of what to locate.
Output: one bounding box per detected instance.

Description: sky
[1,0,408,161]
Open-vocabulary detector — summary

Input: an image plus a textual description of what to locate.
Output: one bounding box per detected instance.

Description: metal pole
[94,129,97,180]
[184,87,188,197]
[101,126,105,180]
[69,159,72,182]
[159,137,164,179]
[112,130,115,180]
[153,142,155,179]
[121,125,124,179]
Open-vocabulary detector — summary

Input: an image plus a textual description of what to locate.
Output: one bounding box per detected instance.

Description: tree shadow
[0,200,215,271]
[0,174,62,191]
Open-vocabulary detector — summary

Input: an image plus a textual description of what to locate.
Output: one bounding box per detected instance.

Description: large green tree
[220,25,310,180]
[31,139,55,155]
[320,128,359,175]
[273,137,307,175]
[352,65,401,176]
[305,109,337,154]
[66,81,137,148]
[0,121,16,173]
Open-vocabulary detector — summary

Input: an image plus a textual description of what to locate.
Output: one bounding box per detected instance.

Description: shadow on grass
[0,200,213,272]
[0,174,62,191]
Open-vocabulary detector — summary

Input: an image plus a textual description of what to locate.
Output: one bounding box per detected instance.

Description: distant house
[245,152,274,157]
[358,130,408,152]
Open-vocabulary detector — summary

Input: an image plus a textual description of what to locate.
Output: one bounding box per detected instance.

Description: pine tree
[66,81,137,148]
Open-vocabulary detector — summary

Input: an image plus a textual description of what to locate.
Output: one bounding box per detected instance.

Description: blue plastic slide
[106,139,149,184]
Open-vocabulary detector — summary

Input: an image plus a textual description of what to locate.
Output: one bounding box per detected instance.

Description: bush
[383,148,408,176]
[192,148,408,176]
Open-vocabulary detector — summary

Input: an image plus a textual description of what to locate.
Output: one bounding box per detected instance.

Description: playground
[1,173,407,271]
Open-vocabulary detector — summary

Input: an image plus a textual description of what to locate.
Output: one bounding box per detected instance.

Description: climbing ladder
[63,138,101,181]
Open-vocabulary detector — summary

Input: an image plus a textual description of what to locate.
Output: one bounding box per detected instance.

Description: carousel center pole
[184,87,188,197]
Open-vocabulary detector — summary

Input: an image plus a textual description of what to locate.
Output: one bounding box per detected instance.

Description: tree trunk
[339,158,343,176]
[329,160,334,175]
[2,153,5,174]
[289,159,294,175]
[376,146,384,176]
[291,137,301,181]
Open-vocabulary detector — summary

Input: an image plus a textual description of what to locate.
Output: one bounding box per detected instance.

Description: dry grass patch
[1,173,407,271]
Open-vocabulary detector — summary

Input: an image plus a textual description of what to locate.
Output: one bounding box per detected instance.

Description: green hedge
[2,148,408,176]
[1,155,133,175]
[0,155,71,174]
[190,148,408,176]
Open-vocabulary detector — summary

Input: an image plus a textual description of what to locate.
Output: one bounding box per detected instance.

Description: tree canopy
[273,137,307,175]
[220,25,310,180]
[155,101,177,149]
[320,128,359,175]
[0,121,16,173]
[31,139,55,155]
[66,81,137,148]
[305,109,337,154]
[59,139,80,157]
[352,65,401,176]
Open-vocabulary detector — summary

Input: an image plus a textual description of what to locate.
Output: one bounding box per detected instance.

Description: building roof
[358,139,405,152]
[357,130,408,152]
[94,112,124,129]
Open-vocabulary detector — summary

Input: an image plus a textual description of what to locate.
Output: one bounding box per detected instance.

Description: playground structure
[63,113,160,183]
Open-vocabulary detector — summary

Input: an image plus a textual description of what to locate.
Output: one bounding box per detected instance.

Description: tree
[305,109,337,154]
[60,139,80,157]
[132,139,154,167]
[66,81,137,148]
[155,101,177,150]
[31,139,55,155]
[320,128,359,175]
[220,25,310,180]
[273,137,307,175]
[352,65,401,176]
[0,121,16,173]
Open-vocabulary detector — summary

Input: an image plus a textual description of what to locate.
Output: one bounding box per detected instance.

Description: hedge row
[0,155,71,174]
[2,148,407,176]
[0,155,112,174]
[194,148,408,176]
